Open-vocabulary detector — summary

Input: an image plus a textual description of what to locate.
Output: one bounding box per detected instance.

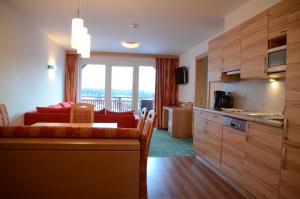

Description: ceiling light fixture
[121,41,140,48]
[71,0,91,58]
[121,24,140,49]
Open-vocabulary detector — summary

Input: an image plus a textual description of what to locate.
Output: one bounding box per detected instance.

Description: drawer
[206,112,222,123]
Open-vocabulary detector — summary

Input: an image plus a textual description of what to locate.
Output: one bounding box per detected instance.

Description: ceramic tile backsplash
[223,79,285,114]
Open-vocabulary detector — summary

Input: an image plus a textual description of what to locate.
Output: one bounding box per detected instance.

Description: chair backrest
[70,103,94,123]
[137,108,147,131]
[142,110,157,159]
[139,110,156,199]
[0,104,9,126]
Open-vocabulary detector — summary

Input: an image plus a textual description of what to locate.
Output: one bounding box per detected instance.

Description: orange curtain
[154,58,179,128]
[64,53,78,102]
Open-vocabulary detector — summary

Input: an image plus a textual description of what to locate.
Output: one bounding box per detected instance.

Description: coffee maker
[214,91,233,110]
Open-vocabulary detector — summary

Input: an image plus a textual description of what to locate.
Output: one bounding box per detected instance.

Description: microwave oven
[267,45,286,73]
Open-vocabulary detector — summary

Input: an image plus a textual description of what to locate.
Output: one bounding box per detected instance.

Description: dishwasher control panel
[223,116,247,132]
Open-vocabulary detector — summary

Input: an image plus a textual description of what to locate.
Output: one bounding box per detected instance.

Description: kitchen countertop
[194,107,284,128]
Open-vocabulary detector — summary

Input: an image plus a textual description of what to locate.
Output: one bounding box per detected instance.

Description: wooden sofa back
[0,126,141,199]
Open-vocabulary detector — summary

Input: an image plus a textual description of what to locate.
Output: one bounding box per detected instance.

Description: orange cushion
[36,107,71,113]
[106,110,134,115]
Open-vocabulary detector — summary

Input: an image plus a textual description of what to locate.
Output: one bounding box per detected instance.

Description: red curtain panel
[154,58,179,128]
[64,53,78,102]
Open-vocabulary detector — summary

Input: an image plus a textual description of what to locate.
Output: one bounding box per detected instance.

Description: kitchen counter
[194,107,284,128]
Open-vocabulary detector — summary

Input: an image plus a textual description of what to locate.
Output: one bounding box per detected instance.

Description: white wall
[179,0,281,104]
[0,1,65,124]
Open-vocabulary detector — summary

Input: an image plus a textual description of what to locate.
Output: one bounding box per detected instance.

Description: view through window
[80,64,155,113]
[81,64,106,110]
[138,66,155,113]
[111,66,133,111]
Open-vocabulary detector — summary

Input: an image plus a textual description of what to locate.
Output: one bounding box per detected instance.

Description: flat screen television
[175,66,188,84]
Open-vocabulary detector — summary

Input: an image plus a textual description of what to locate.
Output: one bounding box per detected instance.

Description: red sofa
[24,102,138,128]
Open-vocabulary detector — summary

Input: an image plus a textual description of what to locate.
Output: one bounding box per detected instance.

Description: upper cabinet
[284,1,300,148]
[287,0,300,23]
[268,0,288,39]
[222,25,241,72]
[241,11,268,79]
[208,35,222,82]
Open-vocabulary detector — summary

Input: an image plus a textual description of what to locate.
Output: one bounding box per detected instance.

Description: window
[79,63,156,113]
[138,66,156,112]
[81,64,106,110]
[111,66,133,111]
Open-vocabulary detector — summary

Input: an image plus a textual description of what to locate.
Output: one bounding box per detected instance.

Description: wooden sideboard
[162,106,192,138]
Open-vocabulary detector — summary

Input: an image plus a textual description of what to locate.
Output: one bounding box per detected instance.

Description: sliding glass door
[111,66,133,112]
[80,64,155,113]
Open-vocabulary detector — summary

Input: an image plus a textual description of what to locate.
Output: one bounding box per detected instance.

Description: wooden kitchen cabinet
[285,61,300,147]
[193,116,206,157]
[243,122,283,199]
[204,120,222,169]
[241,11,268,79]
[222,25,241,72]
[285,9,300,147]
[279,144,300,199]
[208,35,222,82]
[288,0,300,23]
[268,0,288,39]
[221,126,245,185]
[193,109,222,169]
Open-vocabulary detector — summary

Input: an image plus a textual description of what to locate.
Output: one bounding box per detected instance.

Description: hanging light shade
[77,27,87,54]
[81,33,91,58]
[71,18,84,49]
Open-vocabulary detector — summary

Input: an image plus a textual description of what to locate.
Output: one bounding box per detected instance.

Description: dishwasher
[223,116,248,132]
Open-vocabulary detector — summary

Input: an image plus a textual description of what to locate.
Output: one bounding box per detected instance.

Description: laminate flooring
[147,157,245,199]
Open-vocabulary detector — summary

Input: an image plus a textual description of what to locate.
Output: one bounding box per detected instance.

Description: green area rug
[149,128,195,157]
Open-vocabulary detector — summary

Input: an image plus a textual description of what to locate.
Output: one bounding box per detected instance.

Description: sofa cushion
[95,108,106,114]
[106,110,134,115]
[36,107,71,113]
[48,104,63,108]
[59,102,73,108]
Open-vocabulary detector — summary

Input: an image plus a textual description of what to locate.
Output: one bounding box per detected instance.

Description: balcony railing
[81,96,154,112]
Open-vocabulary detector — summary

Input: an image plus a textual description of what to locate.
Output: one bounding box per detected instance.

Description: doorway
[195,56,208,107]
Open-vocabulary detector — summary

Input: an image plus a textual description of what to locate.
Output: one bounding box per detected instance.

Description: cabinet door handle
[283,118,288,140]
[282,147,287,169]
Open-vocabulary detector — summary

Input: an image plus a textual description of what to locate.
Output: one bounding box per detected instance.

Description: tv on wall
[175,66,188,84]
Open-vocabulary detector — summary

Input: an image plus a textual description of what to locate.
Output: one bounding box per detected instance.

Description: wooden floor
[147,157,245,199]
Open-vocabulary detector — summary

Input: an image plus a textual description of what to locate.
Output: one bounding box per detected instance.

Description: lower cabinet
[204,120,222,169]
[193,110,222,169]
[221,126,245,185]
[193,109,285,198]
[243,122,283,199]
[193,117,206,157]
[279,144,300,199]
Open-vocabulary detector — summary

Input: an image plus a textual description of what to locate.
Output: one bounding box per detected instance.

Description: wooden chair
[137,108,148,131]
[0,104,9,126]
[70,103,94,123]
[139,110,157,199]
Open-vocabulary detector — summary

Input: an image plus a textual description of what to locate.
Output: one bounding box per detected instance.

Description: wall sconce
[47,64,57,71]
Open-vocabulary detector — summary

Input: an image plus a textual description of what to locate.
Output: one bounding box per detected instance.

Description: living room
[1,0,300,198]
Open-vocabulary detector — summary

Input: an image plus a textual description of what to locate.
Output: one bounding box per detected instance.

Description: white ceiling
[5,0,249,55]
